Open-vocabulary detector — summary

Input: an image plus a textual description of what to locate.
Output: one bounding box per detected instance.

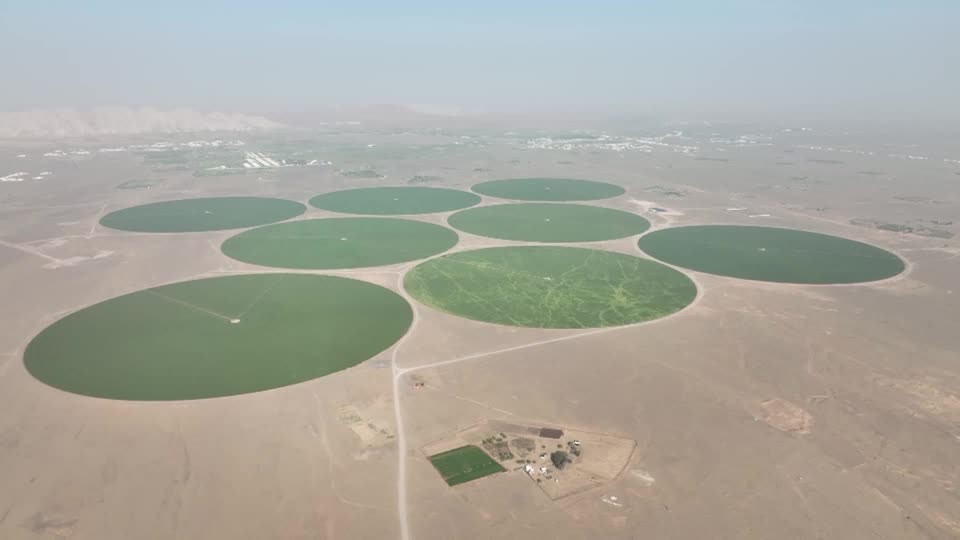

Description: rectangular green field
[428,445,505,486]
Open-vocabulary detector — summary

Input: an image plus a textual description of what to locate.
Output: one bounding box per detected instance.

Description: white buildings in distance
[241,152,331,169]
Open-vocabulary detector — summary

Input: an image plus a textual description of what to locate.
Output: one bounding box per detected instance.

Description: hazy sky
[1,1,957,119]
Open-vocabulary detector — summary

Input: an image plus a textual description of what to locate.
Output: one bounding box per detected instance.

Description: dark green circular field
[638,225,906,284]
[405,246,696,328]
[99,197,306,233]
[471,178,625,201]
[24,274,412,400]
[448,203,649,243]
[309,186,481,215]
[221,217,458,269]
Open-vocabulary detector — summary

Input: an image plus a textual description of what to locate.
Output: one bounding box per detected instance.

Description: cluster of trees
[550,451,571,470]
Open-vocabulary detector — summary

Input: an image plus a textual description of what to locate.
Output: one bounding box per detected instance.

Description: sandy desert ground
[1,127,958,539]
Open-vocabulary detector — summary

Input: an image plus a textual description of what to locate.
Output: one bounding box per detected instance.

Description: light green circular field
[405,246,696,328]
[310,186,481,215]
[448,203,649,243]
[638,225,906,284]
[471,178,625,201]
[221,218,458,269]
[99,197,306,233]
[24,274,412,401]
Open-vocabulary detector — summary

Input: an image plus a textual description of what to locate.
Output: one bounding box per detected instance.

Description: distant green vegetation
[448,203,649,243]
[639,225,906,284]
[429,446,505,486]
[340,169,384,179]
[310,187,480,215]
[255,139,328,161]
[116,179,157,190]
[100,197,306,233]
[24,274,412,400]
[641,185,687,198]
[137,148,244,172]
[472,178,625,201]
[405,246,696,328]
[222,217,459,269]
[851,218,954,239]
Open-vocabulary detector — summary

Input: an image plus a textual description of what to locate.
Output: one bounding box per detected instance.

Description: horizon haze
[1,1,958,124]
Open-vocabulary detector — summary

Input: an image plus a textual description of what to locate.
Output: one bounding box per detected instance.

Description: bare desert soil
[1,128,958,539]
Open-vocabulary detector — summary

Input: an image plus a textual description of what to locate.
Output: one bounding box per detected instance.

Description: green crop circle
[405,246,696,328]
[24,274,412,400]
[638,225,906,284]
[471,178,625,201]
[448,203,649,243]
[310,186,481,215]
[222,217,459,269]
[99,197,306,232]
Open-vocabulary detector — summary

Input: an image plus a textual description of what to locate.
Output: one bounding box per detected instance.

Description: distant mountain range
[0,107,284,138]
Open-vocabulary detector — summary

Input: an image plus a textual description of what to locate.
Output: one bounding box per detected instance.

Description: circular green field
[471,178,625,201]
[310,186,481,215]
[405,246,696,328]
[222,218,458,269]
[100,197,306,233]
[638,225,906,284]
[24,274,412,400]
[448,203,649,243]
